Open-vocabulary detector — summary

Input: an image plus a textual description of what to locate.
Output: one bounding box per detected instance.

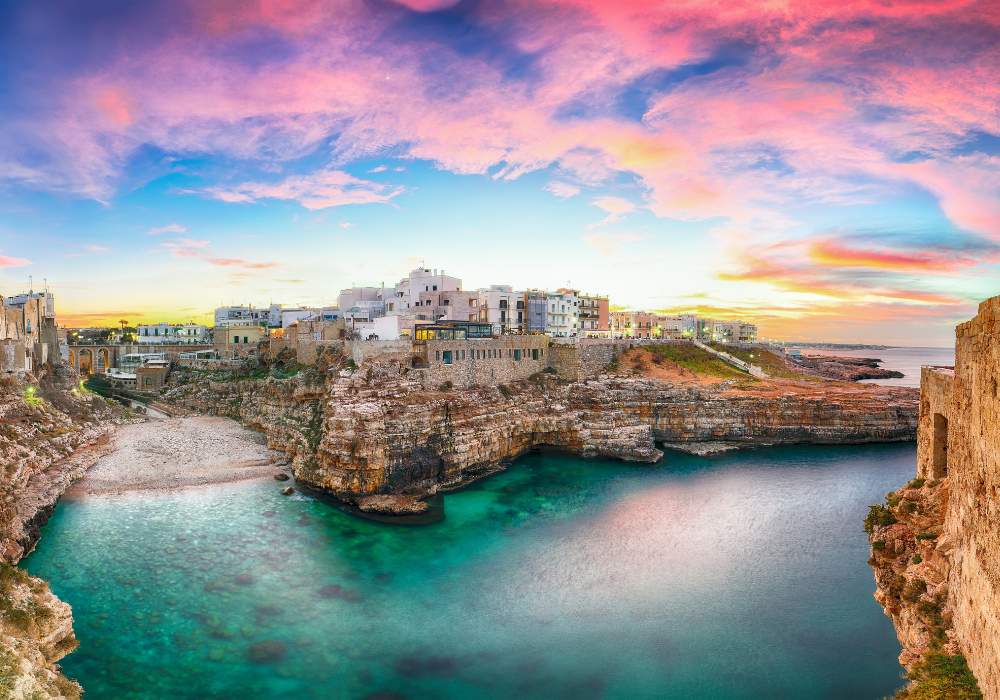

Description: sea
[24,444,916,699]
[790,346,955,388]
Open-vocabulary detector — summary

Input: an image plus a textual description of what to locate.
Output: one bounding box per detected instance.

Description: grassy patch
[865,503,897,534]
[708,344,817,380]
[894,653,982,699]
[645,344,750,380]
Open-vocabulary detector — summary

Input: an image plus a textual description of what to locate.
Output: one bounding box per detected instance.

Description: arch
[68,349,76,368]
[97,348,110,372]
[78,348,93,375]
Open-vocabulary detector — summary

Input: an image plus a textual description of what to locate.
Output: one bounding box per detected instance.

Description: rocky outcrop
[0,366,118,700]
[165,360,917,508]
[1,367,119,563]
[868,295,999,699]
[790,353,905,381]
[0,565,81,699]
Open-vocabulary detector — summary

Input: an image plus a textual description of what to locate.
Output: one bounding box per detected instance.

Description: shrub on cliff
[894,653,982,699]
[865,503,897,534]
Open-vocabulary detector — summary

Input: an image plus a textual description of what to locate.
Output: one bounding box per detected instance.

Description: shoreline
[62,415,286,499]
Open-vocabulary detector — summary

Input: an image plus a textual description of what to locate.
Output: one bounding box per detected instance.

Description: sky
[0,0,997,345]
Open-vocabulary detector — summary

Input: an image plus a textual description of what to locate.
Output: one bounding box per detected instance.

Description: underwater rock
[247,639,288,664]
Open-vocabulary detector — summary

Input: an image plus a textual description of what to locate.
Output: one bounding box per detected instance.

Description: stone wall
[945,296,1000,697]
[916,367,954,481]
[417,335,549,389]
[869,294,999,698]
[344,340,410,367]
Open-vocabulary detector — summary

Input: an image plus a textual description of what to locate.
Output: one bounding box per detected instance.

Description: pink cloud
[196,171,403,210]
[3,0,997,244]
[0,254,31,268]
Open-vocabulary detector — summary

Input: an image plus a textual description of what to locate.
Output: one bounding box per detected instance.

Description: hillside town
[0,267,758,389]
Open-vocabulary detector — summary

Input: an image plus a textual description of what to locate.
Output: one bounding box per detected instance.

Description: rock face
[165,359,917,507]
[1,367,119,563]
[0,366,117,700]
[868,295,999,698]
[0,565,81,699]
[790,353,905,381]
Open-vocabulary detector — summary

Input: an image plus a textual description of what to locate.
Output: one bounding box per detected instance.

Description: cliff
[868,296,999,699]
[0,366,119,699]
[165,356,917,510]
[0,565,80,699]
[1,367,119,563]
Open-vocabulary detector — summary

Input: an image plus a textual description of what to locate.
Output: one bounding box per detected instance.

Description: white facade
[214,305,281,328]
[280,308,319,329]
[545,290,579,337]
[352,315,405,341]
[137,323,210,344]
[385,268,461,315]
[477,285,521,334]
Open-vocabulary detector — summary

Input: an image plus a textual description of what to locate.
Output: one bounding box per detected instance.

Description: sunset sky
[0,0,997,345]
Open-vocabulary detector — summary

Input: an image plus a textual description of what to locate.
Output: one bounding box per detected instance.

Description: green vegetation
[707,344,817,380]
[645,344,750,380]
[0,645,17,696]
[894,653,982,699]
[22,384,44,407]
[901,500,918,514]
[865,503,897,534]
[872,540,886,550]
[908,478,926,489]
[903,578,927,603]
[916,532,939,541]
[0,564,52,634]
[912,554,923,565]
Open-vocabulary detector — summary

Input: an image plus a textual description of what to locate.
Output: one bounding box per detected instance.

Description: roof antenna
[28,275,33,293]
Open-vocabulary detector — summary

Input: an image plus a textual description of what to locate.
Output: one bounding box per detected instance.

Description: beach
[66,416,283,496]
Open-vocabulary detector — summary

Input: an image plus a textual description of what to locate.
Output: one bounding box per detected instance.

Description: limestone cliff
[165,358,917,509]
[868,295,999,699]
[0,366,118,700]
[0,565,80,699]
[1,367,119,563]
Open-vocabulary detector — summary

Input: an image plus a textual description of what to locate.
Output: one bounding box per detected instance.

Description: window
[433,285,438,291]
[443,350,453,365]
[514,349,521,361]
[532,349,539,360]
[244,336,249,344]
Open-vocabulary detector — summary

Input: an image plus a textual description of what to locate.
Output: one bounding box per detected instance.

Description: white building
[385,268,461,315]
[214,305,281,328]
[546,290,579,337]
[137,323,210,344]
[477,285,521,334]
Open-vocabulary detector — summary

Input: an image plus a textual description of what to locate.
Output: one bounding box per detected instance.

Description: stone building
[902,296,1000,697]
[1,291,58,373]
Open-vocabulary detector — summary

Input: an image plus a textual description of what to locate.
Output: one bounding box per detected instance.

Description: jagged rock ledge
[164,358,918,513]
[1,368,121,699]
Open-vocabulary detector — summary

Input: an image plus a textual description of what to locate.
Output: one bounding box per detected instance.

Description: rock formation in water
[789,353,905,381]
[165,353,918,511]
[0,366,119,699]
[868,295,998,699]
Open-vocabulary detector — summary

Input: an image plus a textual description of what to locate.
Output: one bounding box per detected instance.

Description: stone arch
[97,348,110,372]
[68,349,76,369]
[79,348,93,375]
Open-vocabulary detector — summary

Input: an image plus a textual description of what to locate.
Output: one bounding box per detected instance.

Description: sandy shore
[67,416,284,496]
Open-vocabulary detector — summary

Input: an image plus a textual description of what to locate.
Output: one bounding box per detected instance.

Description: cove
[23,444,913,699]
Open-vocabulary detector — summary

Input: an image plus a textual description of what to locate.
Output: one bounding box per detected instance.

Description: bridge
[67,343,215,375]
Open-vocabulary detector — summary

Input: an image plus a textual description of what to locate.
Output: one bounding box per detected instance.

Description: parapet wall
[417,335,549,389]
[943,296,1000,697]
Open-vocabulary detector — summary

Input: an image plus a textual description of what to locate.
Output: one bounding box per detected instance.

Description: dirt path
[67,416,283,496]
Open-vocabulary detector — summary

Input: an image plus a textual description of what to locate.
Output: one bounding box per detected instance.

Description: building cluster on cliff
[127,265,757,346]
[0,288,58,373]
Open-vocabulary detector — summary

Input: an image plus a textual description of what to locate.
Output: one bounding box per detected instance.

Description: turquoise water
[25,445,913,699]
